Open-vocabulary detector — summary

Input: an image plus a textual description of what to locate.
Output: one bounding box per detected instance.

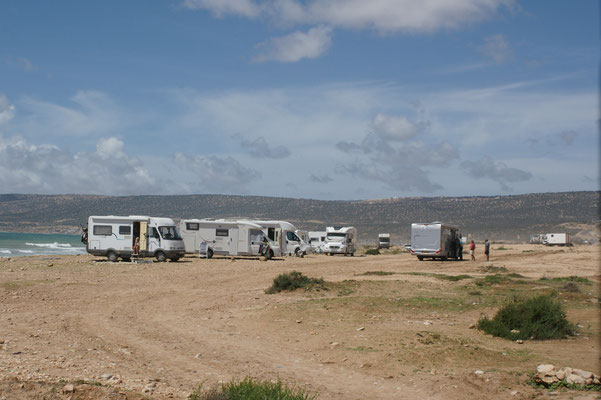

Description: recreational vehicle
[323,226,357,256]
[543,233,573,246]
[178,219,282,259]
[530,234,544,244]
[378,233,391,249]
[239,220,311,256]
[85,215,185,262]
[410,222,460,261]
[308,231,327,253]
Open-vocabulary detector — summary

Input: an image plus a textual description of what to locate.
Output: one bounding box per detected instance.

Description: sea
[0,232,86,257]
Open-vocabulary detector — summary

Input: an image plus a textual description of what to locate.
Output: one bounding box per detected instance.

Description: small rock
[537,364,555,374]
[47,263,53,267]
[423,321,432,325]
[541,376,555,385]
[468,323,476,329]
[510,329,520,333]
[357,327,365,331]
[296,320,302,324]
[360,363,372,368]
[555,370,566,380]
[474,370,484,376]
[510,390,518,396]
[62,384,74,394]
[330,342,339,347]
[548,392,558,397]
[515,340,523,344]
[101,373,113,380]
[195,353,201,358]
[574,369,593,379]
[566,374,584,385]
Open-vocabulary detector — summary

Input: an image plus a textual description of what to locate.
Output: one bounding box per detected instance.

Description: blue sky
[0,0,598,199]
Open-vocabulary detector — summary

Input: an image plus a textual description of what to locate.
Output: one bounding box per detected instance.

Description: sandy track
[0,244,599,399]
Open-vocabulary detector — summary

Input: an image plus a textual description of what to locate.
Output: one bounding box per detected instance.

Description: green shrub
[437,274,472,282]
[360,271,395,276]
[190,378,317,400]
[540,276,592,285]
[476,274,512,286]
[266,271,326,294]
[364,248,380,255]
[478,295,575,340]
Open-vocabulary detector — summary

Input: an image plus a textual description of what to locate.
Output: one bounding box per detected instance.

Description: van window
[186,222,199,231]
[286,231,300,242]
[119,226,131,235]
[250,229,264,243]
[149,227,159,238]
[93,225,112,236]
[159,226,182,240]
[216,228,229,237]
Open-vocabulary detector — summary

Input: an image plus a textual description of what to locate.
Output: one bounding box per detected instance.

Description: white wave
[0,250,11,254]
[25,242,73,249]
[18,250,34,253]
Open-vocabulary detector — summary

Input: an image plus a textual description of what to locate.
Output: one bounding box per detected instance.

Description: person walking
[470,240,476,261]
[484,239,490,261]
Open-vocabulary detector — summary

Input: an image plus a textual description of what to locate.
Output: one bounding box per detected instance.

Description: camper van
[543,233,573,246]
[179,219,282,259]
[378,233,391,249]
[410,222,460,261]
[240,220,311,256]
[308,231,327,253]
[323,226,357,256]
[85,215,185,262]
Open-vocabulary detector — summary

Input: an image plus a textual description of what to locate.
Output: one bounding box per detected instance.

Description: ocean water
[0,232,86,257]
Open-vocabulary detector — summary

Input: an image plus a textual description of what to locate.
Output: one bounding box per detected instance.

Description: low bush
[360,271,395,276]
[540,276,592,285]
[478,295,575,340]
[266,271,326,294]
[189,377,317,400]
[364,248,380,255]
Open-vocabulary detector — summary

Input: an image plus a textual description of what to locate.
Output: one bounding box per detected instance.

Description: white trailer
[239,220,311,256]
[543,233,573,246]
[323,226,357,256]
[410,222,461,261]
[85,215,185,262]
[179,219,282,259]
[308,231,327,253]
[378,233,391,249]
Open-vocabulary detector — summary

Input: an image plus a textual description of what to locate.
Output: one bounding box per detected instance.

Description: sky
[0,0,598,200]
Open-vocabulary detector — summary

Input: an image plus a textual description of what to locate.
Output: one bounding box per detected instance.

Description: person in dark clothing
[484,239,490,261]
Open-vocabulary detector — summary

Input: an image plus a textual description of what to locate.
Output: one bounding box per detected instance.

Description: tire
[294,248,301,257]
[351,253,354,257]
[169,257,180,262]
[122,257,131,262]
[107,250,118,262]
[266,249,274,260]
[207,248,214,259]
[155,251,166,262]
[442,256,448,261]
[417,256,424,261]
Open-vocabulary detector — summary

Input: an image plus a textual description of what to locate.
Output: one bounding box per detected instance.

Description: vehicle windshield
[159,226,182,240]
[380,237,390,242]
[327,232,346,241]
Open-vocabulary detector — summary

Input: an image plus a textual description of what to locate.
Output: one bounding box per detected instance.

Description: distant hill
[0,192,598,244]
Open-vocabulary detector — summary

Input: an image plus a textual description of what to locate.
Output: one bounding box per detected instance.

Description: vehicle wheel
[266,249,274,260]
[169,257,180,262]
[207,248,214,259]
[417,256,424,261]
[107,250,118,262]
[351,253,354,257]
[442,256,448,261]
[294,247,301,257]
[155,251,166,262]
[122,257,131,262]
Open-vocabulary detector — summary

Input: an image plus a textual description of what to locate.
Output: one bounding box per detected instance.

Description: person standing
[470,240,476,261]
[484,239,490,261]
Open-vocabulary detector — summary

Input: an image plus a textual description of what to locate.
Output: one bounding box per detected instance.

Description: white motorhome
[240,220,311,256]
[378,233,391,249]
[178,219,282,259]
[543,233,573,246]
[530,234,544,244]
[85,215,185,262]
[410,222,461,261]
[308,231,327,253]
[323,226,357,256]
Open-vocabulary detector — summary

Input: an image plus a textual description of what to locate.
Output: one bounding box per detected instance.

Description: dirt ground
[0,244,599,399]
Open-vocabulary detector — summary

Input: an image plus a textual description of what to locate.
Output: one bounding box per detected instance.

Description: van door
[139,221,148,252]
[229,228,238,255]
[250,229,263,255]
[148,226,160,253]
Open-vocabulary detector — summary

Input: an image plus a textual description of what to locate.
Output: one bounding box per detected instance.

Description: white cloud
[174,153,260,193]
[461,155,532,190]
[371,113,417,141]
[184,0,512,33]
[18,90,126,138]
[0,135,157,195]
[254,26,332,63]
[478,34,511,62]
[0,94,16,125]
[182,0,260,17]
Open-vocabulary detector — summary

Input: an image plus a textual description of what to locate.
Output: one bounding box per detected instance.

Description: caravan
[543,233,573,246]
[308,231,327,253]
[239,220,311,256]
[410,222,460,261]
[179,219,282,259]
[323,226,357,256]
[378,233,391,249]
[85,215,185,262]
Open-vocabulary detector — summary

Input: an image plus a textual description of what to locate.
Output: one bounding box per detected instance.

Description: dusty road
[0,244,599,399]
